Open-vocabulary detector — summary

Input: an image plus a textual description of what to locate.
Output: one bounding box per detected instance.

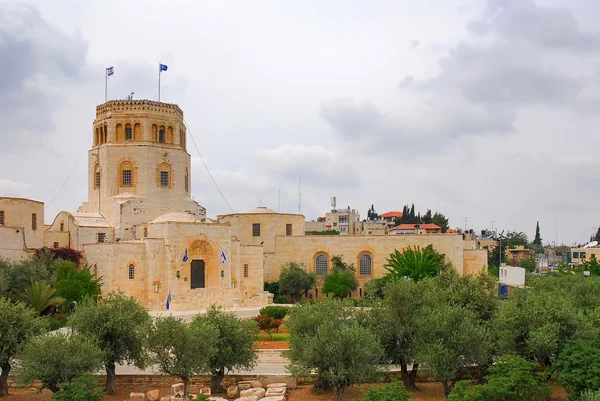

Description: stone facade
[0,100,489,310]
[0,197,44,260]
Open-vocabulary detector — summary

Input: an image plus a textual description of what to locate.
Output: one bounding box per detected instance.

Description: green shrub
[362,379,411,401]
[274,295,289,304]
[46,316,68,331]
[52,374,103,401]
[259,305,288,320]
[580,390,600,401]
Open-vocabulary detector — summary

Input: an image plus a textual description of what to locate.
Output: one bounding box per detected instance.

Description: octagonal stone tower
[78,100,206,239]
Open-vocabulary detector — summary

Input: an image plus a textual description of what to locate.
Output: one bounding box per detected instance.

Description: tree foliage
[146,315,217,399]
[384,245,448,282]
[18,281,64,315]
[448,356,550,401]
[15,333,103,393]
[54,262,102,307]
[0,298,46,396]
[68,292,151,395]
[195,305,258,393]
[322,256,358,299]
[553,340,600,397]
[278,262,316,303]
[287,300,383,401]
[533,222,542,246]
[414,304,491,396]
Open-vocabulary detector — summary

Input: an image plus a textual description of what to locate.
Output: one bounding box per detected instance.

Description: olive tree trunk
[0,362,11,396]
[105,362,117,395]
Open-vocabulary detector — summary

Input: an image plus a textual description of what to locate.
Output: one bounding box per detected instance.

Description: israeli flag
[221,250,227,264]
[159,63,168,72]
[165,289,171,310]
[106,66,114,76]
[183,248,188,262]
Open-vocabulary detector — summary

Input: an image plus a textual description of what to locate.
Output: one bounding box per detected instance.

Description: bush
[253,314,282,340]
[46,316,68,331]
[362,379,411,401]
[259,306,288,320]
[274,295,289,304]
[52,373,103,401]
[580,390,600,401]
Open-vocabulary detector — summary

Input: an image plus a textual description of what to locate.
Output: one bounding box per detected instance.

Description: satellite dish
[584,241,598,248]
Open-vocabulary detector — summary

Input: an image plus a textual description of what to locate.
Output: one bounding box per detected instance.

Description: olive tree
[287,300,383,401]
[414,304,491,396]
[278,262,316,303]
[195,305,258,393]
[0,298,46,396]
[68,292,150,395]
[15,332,103,392]
[146,315,217,399]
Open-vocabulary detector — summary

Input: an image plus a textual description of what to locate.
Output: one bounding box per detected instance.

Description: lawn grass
[257,332,290,341]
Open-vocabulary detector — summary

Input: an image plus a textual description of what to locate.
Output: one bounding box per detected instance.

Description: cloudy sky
[2,0,600,245]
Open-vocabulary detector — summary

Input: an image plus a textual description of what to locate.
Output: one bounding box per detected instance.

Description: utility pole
[463,216,469,232]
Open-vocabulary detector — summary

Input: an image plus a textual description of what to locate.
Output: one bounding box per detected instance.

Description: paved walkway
[148,306,270,321]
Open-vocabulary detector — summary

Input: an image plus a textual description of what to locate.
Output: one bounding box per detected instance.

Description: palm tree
[384,245,448,282]
[19,281,64,316]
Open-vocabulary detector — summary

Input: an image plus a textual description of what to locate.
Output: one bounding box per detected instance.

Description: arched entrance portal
[188,239,213,289]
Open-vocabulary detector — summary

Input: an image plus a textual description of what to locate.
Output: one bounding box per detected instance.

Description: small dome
[246,206,277,214]
[150,212,204,224]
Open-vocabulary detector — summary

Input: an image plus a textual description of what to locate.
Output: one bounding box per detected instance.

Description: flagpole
[158,64,161,102]
[104,68,107,103]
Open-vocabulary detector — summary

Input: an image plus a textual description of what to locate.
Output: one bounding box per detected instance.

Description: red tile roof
[390,223,442,230]
[446,228,457,233]
[380,211,403,218]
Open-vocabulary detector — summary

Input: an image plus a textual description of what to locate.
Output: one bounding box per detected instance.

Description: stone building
[1,100,489,310]
[0,197,44,260]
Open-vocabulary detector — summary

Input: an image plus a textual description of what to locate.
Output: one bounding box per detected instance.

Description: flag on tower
[183,248,188,262]
[165,289,171,310]
[106,66,114,76]
[159,63,168,72]
[221,250,227,264]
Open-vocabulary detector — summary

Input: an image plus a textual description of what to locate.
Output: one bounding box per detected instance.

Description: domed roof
[246,206,277,214]
[150,212,204,224]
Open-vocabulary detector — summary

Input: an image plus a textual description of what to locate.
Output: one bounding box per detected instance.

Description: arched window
[95,127,99,145]
[120,161,133,187]
[125,123,133,141]
[180,129,186,149]
[94,164,101,189]
[158,125,165,143]
[128,264,135,279]
[157,162,171,188]
[185,168,189,193]
[244,264,249,278]
[359,254,372,275]
[151,124,158,142]
[315,254,328,276]
[103,124,108,143]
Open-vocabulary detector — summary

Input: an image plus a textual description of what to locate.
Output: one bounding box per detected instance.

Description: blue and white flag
[183,248,188,262]
[106,66,114,76]
[159,63,168,72]
[221,250,227,264]
[165,289,171,310]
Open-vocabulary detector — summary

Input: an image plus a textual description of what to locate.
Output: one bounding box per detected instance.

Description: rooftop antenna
[331,196,337,211]
[278,186,281,213]
[463,216,469,232]
[259,190,262,207]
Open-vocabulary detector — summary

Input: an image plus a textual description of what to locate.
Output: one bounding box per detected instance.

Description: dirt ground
[3,382,569,400]
[254,340,289,349]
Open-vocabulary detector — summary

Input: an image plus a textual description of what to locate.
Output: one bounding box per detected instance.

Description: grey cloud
[0,3,88,153]
[469,0,600,52]
[320,98,380,139]
[426,41,584,106]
